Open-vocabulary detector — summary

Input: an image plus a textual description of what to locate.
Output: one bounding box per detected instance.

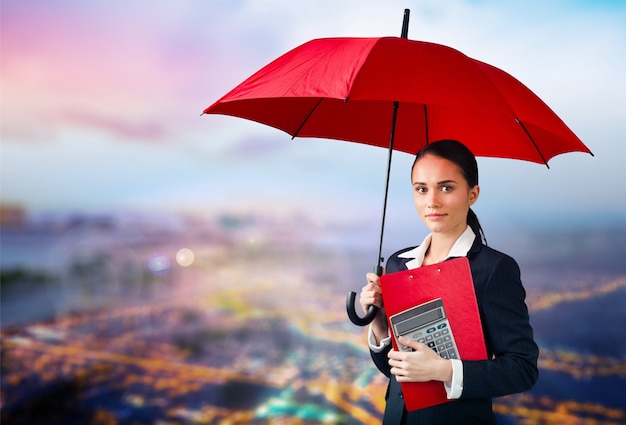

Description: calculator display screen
[395,308,443,334]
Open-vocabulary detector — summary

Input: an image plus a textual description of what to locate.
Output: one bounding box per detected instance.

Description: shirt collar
[398,225,476,270]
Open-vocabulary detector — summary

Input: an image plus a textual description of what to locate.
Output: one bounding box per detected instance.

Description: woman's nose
[427,192,440,209]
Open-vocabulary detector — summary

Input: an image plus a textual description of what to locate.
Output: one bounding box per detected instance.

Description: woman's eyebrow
[412,179,457,185]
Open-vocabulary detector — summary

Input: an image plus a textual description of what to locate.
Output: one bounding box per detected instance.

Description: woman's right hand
[360,272,388,341]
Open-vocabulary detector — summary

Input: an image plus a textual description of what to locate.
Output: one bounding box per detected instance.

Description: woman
[360,139,539,424]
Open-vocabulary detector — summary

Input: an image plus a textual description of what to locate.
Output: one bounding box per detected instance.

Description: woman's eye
[441,185,453,192]
[415,187,427,194]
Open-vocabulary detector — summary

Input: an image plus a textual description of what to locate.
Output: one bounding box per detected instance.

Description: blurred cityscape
[1,205,625,424]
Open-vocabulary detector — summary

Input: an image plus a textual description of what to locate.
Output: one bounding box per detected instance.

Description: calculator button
[425,335,433,341]
[437,323,447,329]
[448,350,458,359]
[427,327,436,334]
[434,331,442,338]
[445,341,453,349]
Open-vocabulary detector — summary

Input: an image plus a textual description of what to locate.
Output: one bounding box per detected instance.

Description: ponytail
[468,207,487,245]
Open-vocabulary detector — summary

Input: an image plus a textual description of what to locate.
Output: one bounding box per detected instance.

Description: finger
[360,287,382,302]
[398,336,424,351]
[362,297,382,309]
[360,291,382,310]
[387,348,408,361]
[365,272,380,285]
[361,281,381,294]
[362,285,381,296]
[388,357,408,372]
[360,289,379,302]
[390,365,410,381]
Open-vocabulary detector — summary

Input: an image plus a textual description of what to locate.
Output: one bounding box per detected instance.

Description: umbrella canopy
[204,36,591,165]
[203,13,592,326]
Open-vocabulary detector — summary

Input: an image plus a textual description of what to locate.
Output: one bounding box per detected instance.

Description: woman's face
[411,154,479,237]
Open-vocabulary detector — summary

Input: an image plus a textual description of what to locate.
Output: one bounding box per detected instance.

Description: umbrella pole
[346,101,400,326]
[346,9,410,326]
[376,101,399,273]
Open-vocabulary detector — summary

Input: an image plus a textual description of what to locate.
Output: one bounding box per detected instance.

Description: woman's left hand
[388,336,453,383]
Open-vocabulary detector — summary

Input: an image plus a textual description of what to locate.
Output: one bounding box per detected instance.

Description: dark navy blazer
[371,236,539,425]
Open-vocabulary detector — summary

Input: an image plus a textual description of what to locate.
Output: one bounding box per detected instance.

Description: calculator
[389,298,460,360]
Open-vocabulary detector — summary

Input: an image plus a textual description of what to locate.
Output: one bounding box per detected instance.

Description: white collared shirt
[368,225,476,399]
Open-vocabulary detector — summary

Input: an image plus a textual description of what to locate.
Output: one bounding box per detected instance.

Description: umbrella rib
[292,98,324,139]
[423,104,429,145]
[516,118,550,169]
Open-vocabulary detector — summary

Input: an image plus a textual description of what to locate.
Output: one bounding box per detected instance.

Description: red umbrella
[203,9,592,325]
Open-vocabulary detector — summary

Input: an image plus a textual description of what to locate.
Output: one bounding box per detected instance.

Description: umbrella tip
[401,9,410,39]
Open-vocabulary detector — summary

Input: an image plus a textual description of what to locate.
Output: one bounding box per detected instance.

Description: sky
[2,0,626,229]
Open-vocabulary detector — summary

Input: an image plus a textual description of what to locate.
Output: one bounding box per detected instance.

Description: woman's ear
[469,185,480,206]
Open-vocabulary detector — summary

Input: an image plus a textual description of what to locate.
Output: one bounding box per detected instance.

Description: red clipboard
[380,257,487,411]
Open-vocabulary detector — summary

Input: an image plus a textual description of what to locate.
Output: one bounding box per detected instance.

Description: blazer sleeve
[462,251,539,399]
[370,342,393,378]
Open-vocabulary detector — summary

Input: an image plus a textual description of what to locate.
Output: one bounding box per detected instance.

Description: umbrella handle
[346,264,383,326]
[346,291,379,326]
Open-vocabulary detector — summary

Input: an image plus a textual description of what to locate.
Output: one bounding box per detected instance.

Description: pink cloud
[1,1,235,143]
[56,110,168,140]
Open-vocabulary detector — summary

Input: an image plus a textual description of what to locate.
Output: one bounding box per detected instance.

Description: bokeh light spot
[176,248,195,267]
[148,254,170,275]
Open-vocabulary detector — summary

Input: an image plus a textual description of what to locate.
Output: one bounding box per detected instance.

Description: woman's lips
[426,213,446,219]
